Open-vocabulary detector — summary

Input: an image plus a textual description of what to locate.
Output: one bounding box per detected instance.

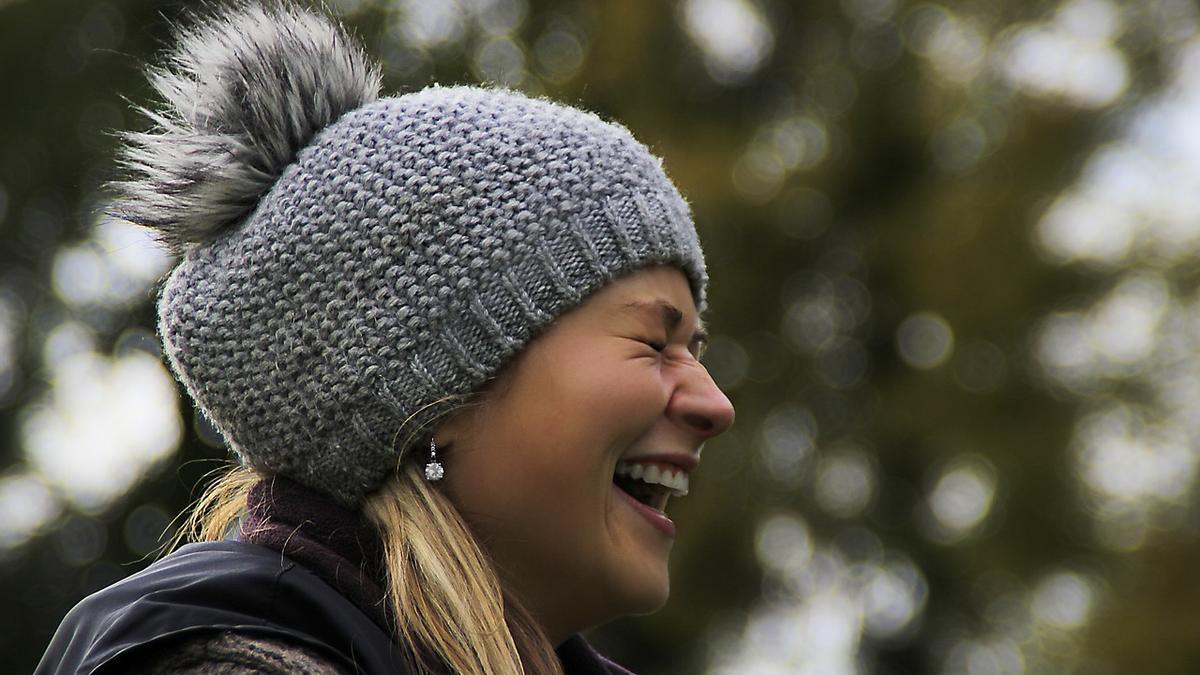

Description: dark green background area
[3,0,1199,673]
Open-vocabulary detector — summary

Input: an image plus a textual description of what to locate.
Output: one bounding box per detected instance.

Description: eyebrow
[621,299,709,345]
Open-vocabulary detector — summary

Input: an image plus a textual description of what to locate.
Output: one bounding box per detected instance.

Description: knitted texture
[157,85,707,506]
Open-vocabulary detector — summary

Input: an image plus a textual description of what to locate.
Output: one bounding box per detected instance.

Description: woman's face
[438,265,735,644]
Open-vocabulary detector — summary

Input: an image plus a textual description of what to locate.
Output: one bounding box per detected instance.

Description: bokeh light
[711,512,927,674]
[814,446,876,518]
[0,473,60,556]
[1030,571,1096,630]
[759,403,818,487]
[681,0,774,84]
[51,216,169,309]
[1000,0,1129,107]
[21,350,182,512]
[922,455,997,544]
[909,4,988,85]
[897,311,955,370]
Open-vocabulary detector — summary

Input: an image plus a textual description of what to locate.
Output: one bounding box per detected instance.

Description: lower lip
[614,485,676,538]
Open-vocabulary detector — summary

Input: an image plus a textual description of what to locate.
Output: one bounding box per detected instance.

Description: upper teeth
[615,461,689,496]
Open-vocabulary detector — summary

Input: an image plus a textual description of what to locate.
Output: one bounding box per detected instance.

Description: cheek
[512,357,669,451]
[590,369,672,441]
[445,415,601,532]
[447,442,604,574]
[444,351,670,535]
[562,356,671,419]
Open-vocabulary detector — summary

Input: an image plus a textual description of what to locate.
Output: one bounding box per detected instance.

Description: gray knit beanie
[115,3,707,507]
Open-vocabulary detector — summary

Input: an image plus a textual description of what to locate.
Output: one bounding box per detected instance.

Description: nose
[668,362,735,439]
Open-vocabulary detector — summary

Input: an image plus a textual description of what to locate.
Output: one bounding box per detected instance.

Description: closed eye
[624,336,668,354]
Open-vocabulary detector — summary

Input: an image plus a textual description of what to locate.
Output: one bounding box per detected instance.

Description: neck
[501,572,587,647]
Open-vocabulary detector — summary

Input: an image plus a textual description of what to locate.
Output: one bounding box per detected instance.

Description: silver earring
[424,437,444,481]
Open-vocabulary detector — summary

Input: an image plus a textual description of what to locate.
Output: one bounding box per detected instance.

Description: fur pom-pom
[113,1,381,252]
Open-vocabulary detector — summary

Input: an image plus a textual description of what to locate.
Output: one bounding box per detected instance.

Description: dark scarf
[238,476,636,675]
[240,475,391,629]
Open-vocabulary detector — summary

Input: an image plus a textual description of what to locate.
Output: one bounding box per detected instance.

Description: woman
[38,2,734,674]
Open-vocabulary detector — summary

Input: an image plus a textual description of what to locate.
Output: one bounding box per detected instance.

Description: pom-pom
[112,1,381,253]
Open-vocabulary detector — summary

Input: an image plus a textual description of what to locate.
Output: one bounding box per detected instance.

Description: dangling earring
[424,437,445,481]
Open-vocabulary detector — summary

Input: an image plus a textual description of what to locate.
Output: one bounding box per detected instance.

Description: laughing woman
[38,3,734,674]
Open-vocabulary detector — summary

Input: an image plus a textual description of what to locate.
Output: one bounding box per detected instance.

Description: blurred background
[2,0,1199,672]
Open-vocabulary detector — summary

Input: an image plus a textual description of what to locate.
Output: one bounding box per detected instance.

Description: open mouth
[612,460,689,513]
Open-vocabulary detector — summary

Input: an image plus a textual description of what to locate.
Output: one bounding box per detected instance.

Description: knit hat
[115,3,707,507]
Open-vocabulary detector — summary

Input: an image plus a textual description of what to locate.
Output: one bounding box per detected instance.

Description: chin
[561,560,671,635]
[612,567,672,618]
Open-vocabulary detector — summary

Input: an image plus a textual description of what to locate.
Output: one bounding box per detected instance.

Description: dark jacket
[37,476,634,675]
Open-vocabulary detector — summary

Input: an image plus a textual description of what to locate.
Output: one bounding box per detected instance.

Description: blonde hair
[175,462,562,674]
